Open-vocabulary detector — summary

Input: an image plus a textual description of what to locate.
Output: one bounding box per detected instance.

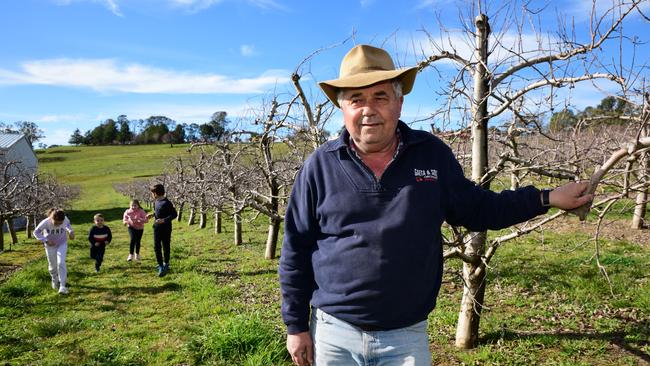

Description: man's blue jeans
[310,308,432,366]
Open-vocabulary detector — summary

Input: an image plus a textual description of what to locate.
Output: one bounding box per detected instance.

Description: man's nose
[361,106,377,117]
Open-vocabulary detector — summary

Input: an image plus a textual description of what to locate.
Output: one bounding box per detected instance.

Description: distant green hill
[37,144,190,212]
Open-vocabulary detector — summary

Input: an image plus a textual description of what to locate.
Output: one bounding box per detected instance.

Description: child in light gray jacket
[33,208,75,294]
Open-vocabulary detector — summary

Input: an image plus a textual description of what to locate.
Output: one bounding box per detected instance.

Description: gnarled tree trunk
[456,13,490,350]
[234,209,243,245]
[187,207,196,226]
[214,209,222,234]
[631,149,648,229]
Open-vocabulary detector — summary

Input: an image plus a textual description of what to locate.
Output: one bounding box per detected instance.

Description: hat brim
[319,66,418,108]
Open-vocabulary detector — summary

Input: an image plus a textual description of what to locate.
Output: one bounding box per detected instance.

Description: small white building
[0,133,37,175]
[1,134,38,233]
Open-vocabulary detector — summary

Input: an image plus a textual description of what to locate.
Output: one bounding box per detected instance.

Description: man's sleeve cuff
[286,323,310,335]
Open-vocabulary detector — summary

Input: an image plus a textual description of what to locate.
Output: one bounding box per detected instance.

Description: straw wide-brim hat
[318,44,418,108]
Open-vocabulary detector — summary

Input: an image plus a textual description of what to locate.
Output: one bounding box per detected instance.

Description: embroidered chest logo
[414,168,438,182]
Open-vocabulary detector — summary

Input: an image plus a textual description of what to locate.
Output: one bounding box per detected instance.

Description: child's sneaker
[157,265,165,277]
[58,286,69,294]
[135,254,141,261]
[127,254,133,261]
[51,280,60,290]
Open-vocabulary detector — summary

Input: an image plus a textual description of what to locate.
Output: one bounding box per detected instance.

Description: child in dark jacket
[147,184,177,277]
[88,213,112,272]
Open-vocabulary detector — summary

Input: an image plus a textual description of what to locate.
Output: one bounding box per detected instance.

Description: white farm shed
[0,133,37,174]
[1,133,37,234]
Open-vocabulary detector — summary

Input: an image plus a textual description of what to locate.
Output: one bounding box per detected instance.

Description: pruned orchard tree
[414,0,647,348]
[191,132,259,246]
[113,179,156,209]
[0,160,77,251]
[222,48,338,257]
[626,93,649,229]
[169,49,336,257]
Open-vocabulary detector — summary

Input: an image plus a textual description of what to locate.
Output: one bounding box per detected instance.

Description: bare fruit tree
[1,160,78,251]
[163,50,335,257]
[415,0,646,348]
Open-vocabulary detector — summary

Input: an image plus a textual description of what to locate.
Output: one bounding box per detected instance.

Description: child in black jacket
[88,213,112,272]
[147,184,177,277]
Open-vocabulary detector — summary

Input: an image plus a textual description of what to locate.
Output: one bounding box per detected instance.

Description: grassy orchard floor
[0,145,648,365]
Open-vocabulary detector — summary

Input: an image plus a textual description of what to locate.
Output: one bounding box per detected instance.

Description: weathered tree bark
[199,211,207,229]
[199,200,207,229]
[263,167,281,259]
[570,136,650,220]
[456,231,488,348]
[187,207,196,226]
[26,214,36,239]
[234,210,243,245]
[456,13,490,350]
[177,202,184,222]
[8,219,18,246]
[631,149,648,229]
[214,209,222,234]
[264,218,281,260]
[0,217,5,252]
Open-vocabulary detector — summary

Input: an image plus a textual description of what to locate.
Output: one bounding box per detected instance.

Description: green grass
[1,144,648,365]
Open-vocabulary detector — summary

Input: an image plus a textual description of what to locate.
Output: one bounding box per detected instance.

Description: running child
[88,213,112,272]
[147,184,177,277]
[123,199,148,261]
[33,208,75,294]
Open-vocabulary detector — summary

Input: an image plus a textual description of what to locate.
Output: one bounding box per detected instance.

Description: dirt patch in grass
[545,216,649,246]
[0,262,21,283]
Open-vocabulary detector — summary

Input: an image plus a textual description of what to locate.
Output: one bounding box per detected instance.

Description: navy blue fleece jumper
[279,121,548,335]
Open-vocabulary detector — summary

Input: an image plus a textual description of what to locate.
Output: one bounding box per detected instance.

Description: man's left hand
[547,181,593,210]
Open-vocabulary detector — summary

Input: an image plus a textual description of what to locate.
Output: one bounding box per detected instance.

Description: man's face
[339,81,403,154]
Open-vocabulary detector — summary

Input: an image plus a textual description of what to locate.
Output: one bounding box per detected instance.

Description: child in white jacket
[33,208,75,294]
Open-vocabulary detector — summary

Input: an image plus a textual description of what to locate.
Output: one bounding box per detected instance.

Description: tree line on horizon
[67,111,229,146]
[68,95,636,148]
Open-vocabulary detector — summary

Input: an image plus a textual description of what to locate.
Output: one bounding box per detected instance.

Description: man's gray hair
[336,79,403,106]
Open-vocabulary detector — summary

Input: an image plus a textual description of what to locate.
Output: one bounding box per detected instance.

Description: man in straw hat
[279,44,593,366]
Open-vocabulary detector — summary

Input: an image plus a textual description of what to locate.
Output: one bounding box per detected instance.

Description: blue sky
[1,0,648,146]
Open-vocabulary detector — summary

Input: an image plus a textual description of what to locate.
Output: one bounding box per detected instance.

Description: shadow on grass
[242,269,277,277]
[74,282,182,295]
[200,268,276,282]
[482,324,650,362]
[38,156,66,163]
[47,149,81,154]
[67,207,131,224]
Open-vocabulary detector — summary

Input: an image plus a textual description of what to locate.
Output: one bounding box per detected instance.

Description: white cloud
[168,0,287,12]
[167,0,224,12]
[557,0,650,22]
[240,44,257,57]
[0,59,291,94]
[38,113,88,123]
[42,129,76,147]
[54,0,123,16]
[123,102,252,123]
[247,0,287,10]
